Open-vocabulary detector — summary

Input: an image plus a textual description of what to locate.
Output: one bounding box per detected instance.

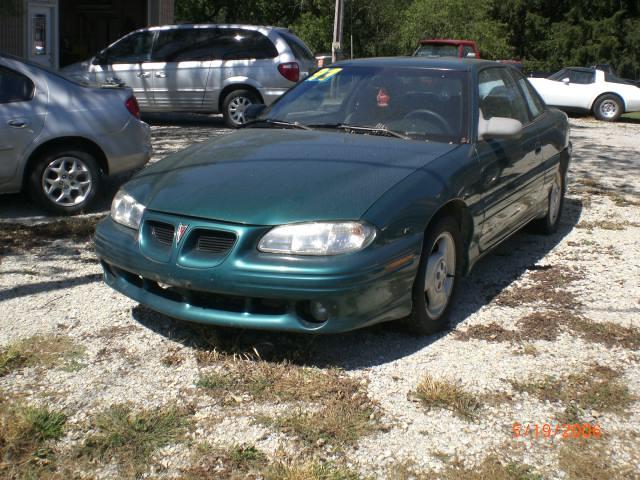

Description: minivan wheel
[222,89,259,128]
[405,217,462,335]
[29,147,101,215]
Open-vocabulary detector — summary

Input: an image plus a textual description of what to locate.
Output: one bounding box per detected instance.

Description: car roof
[136,24,284,33]
[333,56,497,71]
[418,39,476,46]
[563,67,595,73]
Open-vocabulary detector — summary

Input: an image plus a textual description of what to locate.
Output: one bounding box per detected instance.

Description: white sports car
[528,67,640,121]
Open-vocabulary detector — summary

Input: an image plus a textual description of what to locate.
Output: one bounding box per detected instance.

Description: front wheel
[222,89,259,128]
[29,148,101,215]
[593,94,623,122]
[405,217,463,335]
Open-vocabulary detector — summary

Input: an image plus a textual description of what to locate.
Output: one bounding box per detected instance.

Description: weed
[558,440,633,480]
[568,317,640,350]
[414,375,481,420]
[80,404,189,477]
[0,335,85,376]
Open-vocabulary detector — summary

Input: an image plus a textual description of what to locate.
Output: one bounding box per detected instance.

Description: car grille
[149,221,175,245]
[195,230,236,254]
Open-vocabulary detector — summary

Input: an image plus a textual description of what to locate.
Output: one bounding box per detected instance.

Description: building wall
[0,0,26,56]
[148,0,174,26]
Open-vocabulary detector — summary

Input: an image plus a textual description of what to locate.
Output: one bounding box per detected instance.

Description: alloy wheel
[228,96,253,125]
[41,156,93,207]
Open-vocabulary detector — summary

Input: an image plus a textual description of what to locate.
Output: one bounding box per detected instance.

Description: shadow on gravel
[132,197,583,370]
[0,273,102,302]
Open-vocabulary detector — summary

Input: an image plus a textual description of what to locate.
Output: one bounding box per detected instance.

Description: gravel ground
[1,115,639,479]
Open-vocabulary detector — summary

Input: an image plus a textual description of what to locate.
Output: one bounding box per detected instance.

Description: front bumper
[94,213,421,333]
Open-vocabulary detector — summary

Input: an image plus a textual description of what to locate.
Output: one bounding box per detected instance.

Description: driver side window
[478,68,530,125]
[104,31,154,64]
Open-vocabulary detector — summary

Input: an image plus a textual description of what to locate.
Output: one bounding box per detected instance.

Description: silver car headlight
[258,221,376,255]
[110,190,145,230]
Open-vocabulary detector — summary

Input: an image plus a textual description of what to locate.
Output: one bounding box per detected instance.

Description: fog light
[310,301,329,322]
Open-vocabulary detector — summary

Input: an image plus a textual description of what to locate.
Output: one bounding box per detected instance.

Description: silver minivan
[62,24,315,127]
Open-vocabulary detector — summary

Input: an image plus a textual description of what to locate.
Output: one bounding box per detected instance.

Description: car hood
[126,129,458,226]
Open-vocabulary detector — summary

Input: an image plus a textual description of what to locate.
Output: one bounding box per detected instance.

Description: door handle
[155,71,167,78]
[8,120,29,128]
[137,72,151,78]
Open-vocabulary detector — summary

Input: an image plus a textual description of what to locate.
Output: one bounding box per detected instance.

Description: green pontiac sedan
[95,57,571,334]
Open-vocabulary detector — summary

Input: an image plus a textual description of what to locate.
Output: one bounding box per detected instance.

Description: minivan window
[0,66,35,103]
[278,31,314,62]
[152,28,221,62]
[216,29,278,60]
[105,31,154,63]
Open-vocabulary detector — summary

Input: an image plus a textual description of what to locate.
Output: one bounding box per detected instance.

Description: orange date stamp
[512,422,602,440]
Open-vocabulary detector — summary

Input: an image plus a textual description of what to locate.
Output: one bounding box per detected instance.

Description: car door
[541,69,595,110]
[0,66,46,184]
[475,66,543,251]
[149,27,218,111]
[92,30,156,109]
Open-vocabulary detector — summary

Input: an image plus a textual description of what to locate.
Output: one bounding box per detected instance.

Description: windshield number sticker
[307,68,342,82]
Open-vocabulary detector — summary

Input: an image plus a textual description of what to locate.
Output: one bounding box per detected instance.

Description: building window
[32,14,47,56]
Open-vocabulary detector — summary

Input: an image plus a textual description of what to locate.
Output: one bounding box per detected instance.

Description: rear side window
[278,31,314,62]
[478,67,530,124]
[152,28,221,62]
[216,29,278,60]
[0,67,34,103]
[105,31,154,64]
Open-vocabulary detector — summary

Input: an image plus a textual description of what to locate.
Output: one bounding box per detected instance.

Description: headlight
[110,190,145,230]
[258,221,376,255]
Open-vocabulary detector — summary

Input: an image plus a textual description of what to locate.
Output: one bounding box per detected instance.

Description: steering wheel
[403,109,450,133]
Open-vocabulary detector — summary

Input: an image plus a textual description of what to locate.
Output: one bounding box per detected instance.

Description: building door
[27,3,58,69]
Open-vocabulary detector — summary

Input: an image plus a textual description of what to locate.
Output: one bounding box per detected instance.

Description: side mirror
[562,77,570,85]
[466,52,477,58]
[244,104,267,122]
[478,116,523,140]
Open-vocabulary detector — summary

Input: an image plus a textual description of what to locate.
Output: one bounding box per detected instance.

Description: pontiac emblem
[175,223,188,244]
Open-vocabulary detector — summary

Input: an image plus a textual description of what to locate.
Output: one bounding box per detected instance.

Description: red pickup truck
[413,39,480,59]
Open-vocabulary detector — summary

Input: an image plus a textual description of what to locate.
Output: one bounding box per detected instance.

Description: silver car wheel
[424,232,456,319]
[228,96,253,125]
[549,169,562,226]
[41,156,93,207]
[599,99,618,119]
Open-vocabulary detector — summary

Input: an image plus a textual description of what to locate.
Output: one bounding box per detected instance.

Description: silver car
[0,54,151,214]
[62,24,316,128]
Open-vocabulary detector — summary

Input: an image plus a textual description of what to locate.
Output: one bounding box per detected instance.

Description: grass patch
[197,361,362,404]
[388,456,541,480]
[575,220,639,231]
[264,459,363,480]
[0,215,104,254]
[454,323,516,343]
[494,266,583,310]
[256,391,378,450]
[414,375,481,420]
[0,334,85,376]
[0,399,66,478]
[510,365,633,415]
[455,310,564,344]
[80,404,189,477]
[558,440,632,480]
[568,317,640,350]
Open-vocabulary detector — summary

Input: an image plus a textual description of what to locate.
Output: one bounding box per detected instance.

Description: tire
[593,94,623,122]
[28,147,101,215]
[405,217,463,335]
[222,89,259,128]
[529,166,565,235]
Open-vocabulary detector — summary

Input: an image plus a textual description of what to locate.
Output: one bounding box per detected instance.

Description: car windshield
[414,44,459,57]
[262,66,468,143]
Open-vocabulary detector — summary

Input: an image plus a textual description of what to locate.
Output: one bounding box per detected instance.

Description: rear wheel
[530,167,565,234]
[29,147,100,215]
[222,89,259,128]
[405,217,462,335]
[593,94,622,122]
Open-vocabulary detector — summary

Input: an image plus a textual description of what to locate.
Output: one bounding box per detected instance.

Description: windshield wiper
[307,123,410,139]
[245,119,311,130]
